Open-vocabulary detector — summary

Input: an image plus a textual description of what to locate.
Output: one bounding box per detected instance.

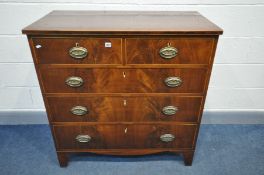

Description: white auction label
[105,42,112,48]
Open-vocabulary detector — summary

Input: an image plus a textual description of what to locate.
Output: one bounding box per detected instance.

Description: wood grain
[46,96,203,122]
[126,37,214,64]
[53,124,197,149]
[39,68,207,93]
[32,37,122,64]
[22,11,223,35]
[23,11,222,167]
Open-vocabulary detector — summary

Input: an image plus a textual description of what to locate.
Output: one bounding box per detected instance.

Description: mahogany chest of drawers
[22,11,222,167]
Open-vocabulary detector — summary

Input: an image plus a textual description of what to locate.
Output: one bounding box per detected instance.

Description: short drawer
[32,38,122,64]
[126,38,214,64]
[39,67,207,93]
[53,124,197,149]
[47,96,202,122]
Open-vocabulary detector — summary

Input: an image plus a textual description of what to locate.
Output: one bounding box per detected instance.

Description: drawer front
[53,124,197,149]
[47,96,202,122]
[126,38,214,64]
[32,38,122,64]
[40,68,207,93]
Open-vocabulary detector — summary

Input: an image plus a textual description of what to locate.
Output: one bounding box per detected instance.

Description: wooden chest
[22,11,222,167]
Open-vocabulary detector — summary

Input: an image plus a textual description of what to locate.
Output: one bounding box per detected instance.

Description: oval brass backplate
[162,106,178,116]
[75,135,91,143]
[65,76,84,87]
[71,106,88,116]
[69,43,88,59]
[159,45,178,59]
[160,134,175,142]
[164,77,182,87]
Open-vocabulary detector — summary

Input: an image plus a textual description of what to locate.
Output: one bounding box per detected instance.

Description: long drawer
[126,38,214,64]
[39,68,207,93]
[47,96,202,122]
[53,124,197,149]
[32,38,122,64]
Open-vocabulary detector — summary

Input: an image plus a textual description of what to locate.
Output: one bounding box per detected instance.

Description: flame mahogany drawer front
[32,38,122,64]
[39,67,207,93]
[23,11,222,167]
[53,124,197,149]
[47,96,203,122]
[126,38,214,64]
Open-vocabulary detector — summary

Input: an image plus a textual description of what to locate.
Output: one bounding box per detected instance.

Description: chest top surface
[22,11,223,35]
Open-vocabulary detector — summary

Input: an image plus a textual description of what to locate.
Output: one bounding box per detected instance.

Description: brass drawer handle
[164,77,182,87]
[71,106,88,116]
[76,135,91,143]
[160,134,175,142]
[69,43,88,59]
[159,43,178,59]
[162,106,178,116]
[65,76,83,87]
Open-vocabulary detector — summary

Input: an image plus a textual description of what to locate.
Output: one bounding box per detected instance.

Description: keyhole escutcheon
[123,71,126,78]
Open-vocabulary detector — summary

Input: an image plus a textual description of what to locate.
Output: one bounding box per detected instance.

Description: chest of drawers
[22,11,222,167]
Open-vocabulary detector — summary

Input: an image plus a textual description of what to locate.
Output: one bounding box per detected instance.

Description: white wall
[0,0,264,113]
